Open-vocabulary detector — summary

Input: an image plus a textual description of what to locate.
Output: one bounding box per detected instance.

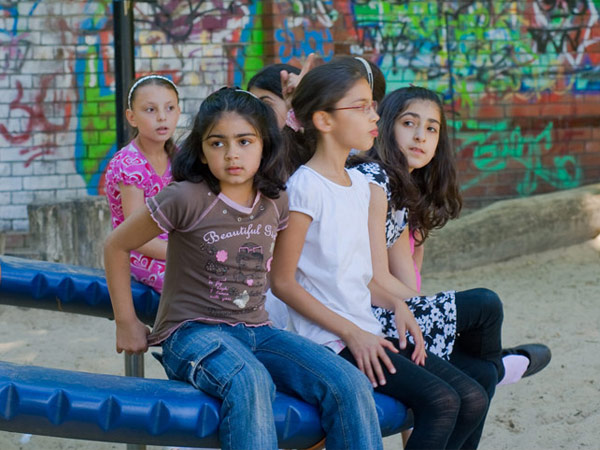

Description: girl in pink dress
[105,75,180,293]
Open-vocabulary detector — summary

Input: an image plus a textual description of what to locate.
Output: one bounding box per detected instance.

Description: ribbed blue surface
[0,256,159,323]
[0,256,408,447]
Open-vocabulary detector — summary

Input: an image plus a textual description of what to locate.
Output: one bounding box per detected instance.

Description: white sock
[498,354,529,386]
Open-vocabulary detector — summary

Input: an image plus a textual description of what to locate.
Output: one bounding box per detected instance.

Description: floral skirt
[372,290,457,360]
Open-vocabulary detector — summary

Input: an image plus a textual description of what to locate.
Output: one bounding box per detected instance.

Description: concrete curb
[422,183,600,274]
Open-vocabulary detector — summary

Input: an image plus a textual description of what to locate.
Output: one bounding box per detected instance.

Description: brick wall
[1,0,599,231]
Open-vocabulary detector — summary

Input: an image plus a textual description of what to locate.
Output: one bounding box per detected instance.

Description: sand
[0,236,599,449]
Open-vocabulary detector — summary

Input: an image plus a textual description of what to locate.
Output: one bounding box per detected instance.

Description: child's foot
[498,343,551,386]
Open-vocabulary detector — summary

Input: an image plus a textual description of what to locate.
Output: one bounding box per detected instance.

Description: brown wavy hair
[368,86,462,244]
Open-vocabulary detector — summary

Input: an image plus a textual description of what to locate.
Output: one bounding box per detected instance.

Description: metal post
[113,0,135,150]
[124,353,145,450]
[124,353,145,378]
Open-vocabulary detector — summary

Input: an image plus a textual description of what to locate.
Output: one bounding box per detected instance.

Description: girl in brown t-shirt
[104,87,384,449]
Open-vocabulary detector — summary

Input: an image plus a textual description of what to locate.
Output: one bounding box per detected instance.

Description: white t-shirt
[284,165,383,348]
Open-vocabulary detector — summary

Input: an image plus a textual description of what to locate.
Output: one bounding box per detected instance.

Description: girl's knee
[475,288,503,320]
[317,363,374,407]
[415,383,461,421]
[228,363,276,404]
[460,380,489,420]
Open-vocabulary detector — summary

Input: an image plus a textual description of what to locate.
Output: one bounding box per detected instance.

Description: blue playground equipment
[0,255,409,448]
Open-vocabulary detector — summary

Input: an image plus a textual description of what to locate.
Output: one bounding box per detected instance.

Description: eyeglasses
[332,101,378,115]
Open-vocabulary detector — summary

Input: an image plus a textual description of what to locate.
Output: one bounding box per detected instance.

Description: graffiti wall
[0,1,598,231]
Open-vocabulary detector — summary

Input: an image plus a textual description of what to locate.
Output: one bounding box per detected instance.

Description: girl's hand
[115,318,150,354]
[281,53,317,109]
[344,327,399,388]
[393,301,427,366]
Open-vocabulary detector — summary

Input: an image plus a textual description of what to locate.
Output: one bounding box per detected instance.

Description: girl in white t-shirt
[270,57,488,449]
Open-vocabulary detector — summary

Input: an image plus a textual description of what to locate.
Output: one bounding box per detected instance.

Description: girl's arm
[120,183,168,260]
[412,230,425,272]
[270,211,399,388]
[104,204,163,354]
[367,184,426,365]
[388,228,419,291]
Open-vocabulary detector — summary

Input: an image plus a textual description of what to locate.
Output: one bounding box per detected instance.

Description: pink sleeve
[111,151,148,188]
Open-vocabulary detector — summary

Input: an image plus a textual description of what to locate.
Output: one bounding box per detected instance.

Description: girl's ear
[200,151,207,164]
[312,110,333,133]
[125,109,137,128]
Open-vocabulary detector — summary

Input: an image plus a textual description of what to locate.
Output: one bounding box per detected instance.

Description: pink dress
[105,141,172,293]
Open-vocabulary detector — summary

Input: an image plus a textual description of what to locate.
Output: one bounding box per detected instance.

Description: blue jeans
[161,321,383,450]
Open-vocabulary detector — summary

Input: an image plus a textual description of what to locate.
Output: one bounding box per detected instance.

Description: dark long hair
[284,57,368,174]
[247,63,301,99]
[172,87,286,199]
[127,75,179,159]
[370,86,462,243]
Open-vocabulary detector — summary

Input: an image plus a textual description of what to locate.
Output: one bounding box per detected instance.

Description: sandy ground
[0,236,599,449]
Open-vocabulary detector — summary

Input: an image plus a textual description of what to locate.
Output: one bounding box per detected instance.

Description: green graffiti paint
[454,120,583,195]
[79,50,116,185]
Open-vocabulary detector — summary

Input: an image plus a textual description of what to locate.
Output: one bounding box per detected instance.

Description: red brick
[486,183,518,197]
[579,153,600,166]
[472,105,505,119]
[574,102,600,117]
[540,103,575,117]
[585,141,600,153]
[507,104,542,118]
[460,182,487,198]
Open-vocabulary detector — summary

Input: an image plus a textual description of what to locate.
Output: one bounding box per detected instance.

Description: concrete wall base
[423,183,600,274]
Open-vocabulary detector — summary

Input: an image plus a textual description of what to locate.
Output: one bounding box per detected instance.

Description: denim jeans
[161,321,383,450]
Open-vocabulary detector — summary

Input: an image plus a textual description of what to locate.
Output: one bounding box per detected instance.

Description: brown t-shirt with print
[145,180,288,345]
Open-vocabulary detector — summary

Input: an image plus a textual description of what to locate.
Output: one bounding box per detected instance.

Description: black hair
[247,63,301,99]
[365,86,462,244]
[369,60,386,104]
[284,58,369,174]
[172,87,286,199]
[127,75,179,159]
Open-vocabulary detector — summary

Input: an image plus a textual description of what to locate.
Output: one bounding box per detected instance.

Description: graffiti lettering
[0,77,71,147]
[279,0,338,28]
[275,24,334,62]
[456,120,582,195]
[136,0,254,43]
[528,26,583,52]
[0,38,30,73]
[534,0,588,16]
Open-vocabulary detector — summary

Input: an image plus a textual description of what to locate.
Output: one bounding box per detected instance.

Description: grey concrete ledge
[28,196,111,269]
[422,183,600,274]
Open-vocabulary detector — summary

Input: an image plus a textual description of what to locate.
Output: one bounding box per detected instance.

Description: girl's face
[201,111,263,199]
[393,99,441,172]
[249,87,288,129]
[126,84,180,144]
[329,78,380,152]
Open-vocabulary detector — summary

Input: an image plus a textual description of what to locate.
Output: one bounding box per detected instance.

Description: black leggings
[340,338,488,450]
[448,288,504,448]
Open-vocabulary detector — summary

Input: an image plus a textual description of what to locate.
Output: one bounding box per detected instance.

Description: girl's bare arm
[270,210,398,387]
[120,183,168,260]
[367,184,426,365]
[104,205,163,354]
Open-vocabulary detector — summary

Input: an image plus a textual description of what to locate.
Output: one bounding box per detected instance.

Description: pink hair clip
[285,109,303,132]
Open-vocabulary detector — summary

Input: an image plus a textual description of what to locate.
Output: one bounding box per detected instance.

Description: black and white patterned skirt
[373,290,457,360]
